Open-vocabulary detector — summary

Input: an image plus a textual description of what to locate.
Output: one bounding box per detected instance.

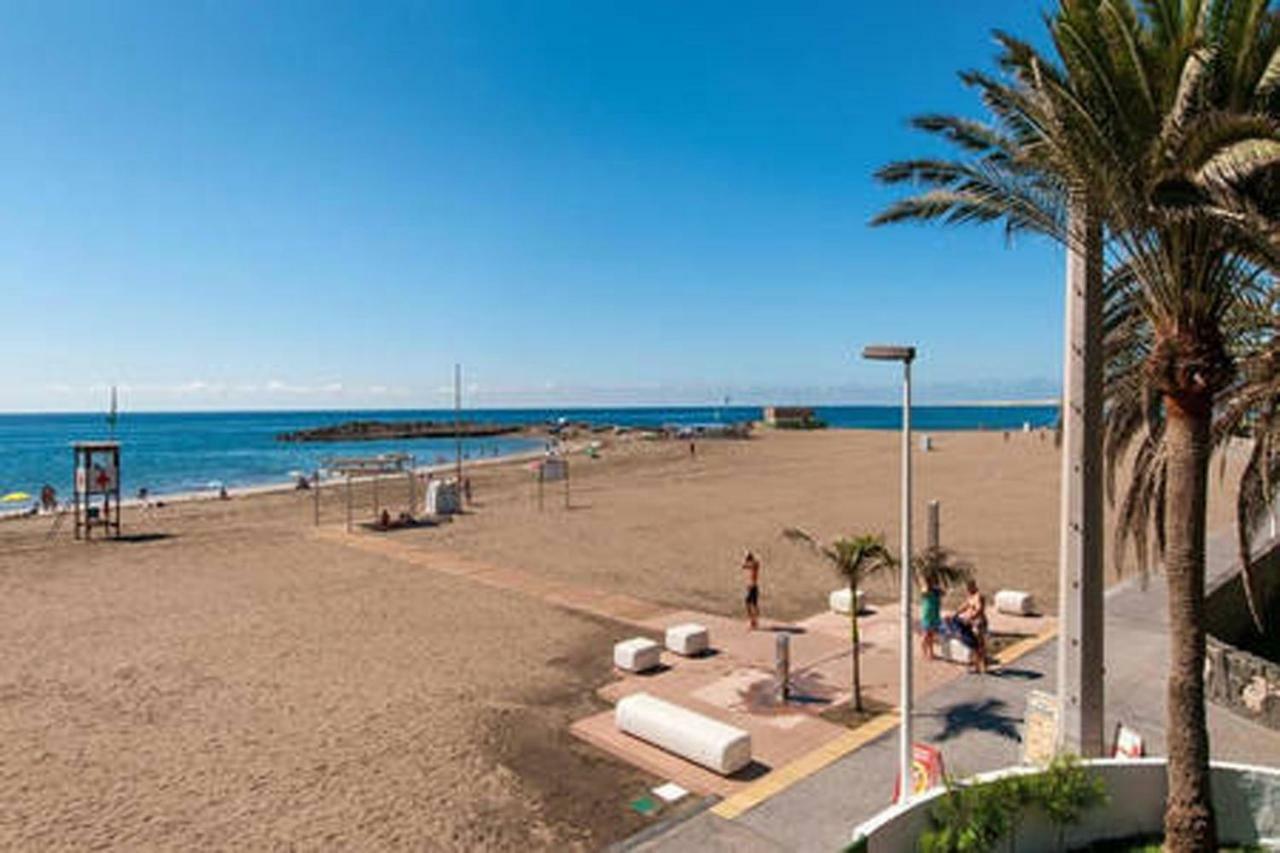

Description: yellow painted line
[994,626,1058,667]
[711,625,1059,821]
[711,712,900,819]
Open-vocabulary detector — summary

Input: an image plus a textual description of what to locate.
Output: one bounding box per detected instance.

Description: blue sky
[0,1,1062,412]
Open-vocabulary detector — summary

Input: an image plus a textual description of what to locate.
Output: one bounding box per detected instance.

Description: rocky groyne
[276,420,525,443]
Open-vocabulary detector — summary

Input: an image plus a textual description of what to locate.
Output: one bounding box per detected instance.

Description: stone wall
[1205,637,1280,729]
[1205,542,1280,730]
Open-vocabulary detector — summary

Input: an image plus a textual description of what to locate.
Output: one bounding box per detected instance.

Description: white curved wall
[851,759,1280,852]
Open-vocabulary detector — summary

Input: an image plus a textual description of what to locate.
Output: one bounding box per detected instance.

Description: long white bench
[615,693,752,775]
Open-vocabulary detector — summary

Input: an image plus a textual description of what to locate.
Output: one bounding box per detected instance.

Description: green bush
[919,755,1107,853]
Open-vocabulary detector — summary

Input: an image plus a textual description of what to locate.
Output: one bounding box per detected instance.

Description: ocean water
[0,405,1057,503]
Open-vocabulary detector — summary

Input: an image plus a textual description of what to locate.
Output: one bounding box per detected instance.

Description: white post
[900,359,914,801]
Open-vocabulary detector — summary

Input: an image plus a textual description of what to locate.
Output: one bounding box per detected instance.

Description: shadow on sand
[110,533,176,544]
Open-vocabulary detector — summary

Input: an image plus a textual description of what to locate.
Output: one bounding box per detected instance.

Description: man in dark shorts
[742,550,760,630]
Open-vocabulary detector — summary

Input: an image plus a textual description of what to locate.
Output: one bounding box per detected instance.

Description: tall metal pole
[1057,200,1106,757]
[454,363,463,488]
[899,359,914,801]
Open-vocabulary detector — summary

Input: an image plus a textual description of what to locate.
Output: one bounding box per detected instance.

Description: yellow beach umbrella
[1,491,31,503]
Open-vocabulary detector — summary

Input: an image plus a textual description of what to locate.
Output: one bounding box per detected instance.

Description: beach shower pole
[863,344,916,803]
[927,500,940,550]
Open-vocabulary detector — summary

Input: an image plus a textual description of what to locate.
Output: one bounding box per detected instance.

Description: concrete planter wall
[849,759,1280,852]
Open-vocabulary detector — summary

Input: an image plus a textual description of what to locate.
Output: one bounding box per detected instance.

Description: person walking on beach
[742,550,761,630]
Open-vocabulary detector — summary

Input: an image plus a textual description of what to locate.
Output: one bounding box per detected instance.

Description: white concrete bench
[665,623,709,656]
[995,589,1036,616]
[829,587,866,615]
[614,637,661,672]
[615,692,752,775]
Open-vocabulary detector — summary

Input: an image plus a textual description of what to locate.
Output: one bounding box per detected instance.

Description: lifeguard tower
[73,441,121,539]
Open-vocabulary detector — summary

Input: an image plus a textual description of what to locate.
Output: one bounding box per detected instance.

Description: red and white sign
[77,463,117,494]
[894,742,946,801]
[1112,724,1144,759]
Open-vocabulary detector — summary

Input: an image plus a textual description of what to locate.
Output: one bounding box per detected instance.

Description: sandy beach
[0,428,1245,848]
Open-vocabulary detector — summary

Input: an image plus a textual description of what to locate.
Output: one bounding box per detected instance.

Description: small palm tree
[782,528,897,712]
[912,545,974,591]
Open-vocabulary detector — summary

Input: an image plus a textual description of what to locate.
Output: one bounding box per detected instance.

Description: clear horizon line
[0,398,1061,416]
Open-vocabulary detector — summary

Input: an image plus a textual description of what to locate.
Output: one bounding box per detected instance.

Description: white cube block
[616,692,752,775]
[995,589,1036,615]
[943,637,973,664]
[614,637,661,672]
[829,588,866,615]
[665,623,709,656]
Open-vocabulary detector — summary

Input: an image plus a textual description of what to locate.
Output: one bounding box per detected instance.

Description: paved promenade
[627,528,1280,852]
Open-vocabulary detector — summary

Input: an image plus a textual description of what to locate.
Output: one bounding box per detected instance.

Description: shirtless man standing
[742,550,761,630]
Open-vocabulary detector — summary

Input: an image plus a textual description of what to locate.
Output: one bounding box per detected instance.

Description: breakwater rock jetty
[276,420,526,443]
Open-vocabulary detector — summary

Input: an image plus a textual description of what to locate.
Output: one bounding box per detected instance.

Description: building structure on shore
[762,406,823,429]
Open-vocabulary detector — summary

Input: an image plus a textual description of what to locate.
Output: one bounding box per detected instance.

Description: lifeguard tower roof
[71,440,121,451]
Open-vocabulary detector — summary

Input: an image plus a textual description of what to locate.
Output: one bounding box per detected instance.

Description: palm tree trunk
[1161,395,1217,852]
[851,581,863,712]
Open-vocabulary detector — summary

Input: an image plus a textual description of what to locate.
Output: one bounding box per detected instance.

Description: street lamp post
[862,344,916,802]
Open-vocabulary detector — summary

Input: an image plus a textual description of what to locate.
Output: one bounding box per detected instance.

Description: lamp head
[861,344,916,363]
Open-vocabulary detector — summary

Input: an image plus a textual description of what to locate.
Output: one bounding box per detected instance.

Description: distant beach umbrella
[1,491,31,503]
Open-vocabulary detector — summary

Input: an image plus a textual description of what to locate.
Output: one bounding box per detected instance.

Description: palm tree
[873,2,1279,848]
[782,528,896,712]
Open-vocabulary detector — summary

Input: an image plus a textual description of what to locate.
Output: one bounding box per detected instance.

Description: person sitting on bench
[946,580,989,673]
